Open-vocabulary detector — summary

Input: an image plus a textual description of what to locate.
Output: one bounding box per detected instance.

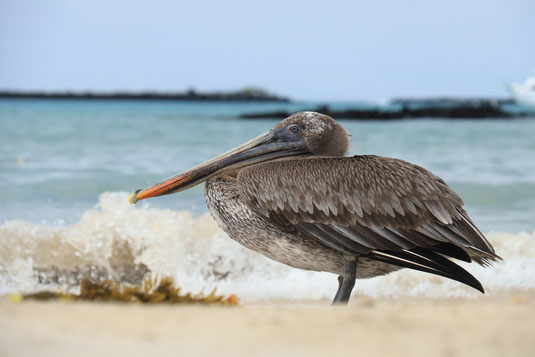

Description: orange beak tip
[129,190,140,205]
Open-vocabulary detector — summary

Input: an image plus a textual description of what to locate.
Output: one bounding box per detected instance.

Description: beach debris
[10,276,239,306]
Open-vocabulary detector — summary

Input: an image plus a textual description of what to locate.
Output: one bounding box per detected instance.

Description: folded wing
[237,155,500,291]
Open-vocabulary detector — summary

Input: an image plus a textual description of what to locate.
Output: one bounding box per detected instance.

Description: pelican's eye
[288,124,299,134]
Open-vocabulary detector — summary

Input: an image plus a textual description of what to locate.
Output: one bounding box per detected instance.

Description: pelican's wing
[237,155,499,289]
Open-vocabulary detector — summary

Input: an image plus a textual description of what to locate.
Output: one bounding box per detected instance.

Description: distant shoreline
[0,89,290,102]
[2,92,534,119]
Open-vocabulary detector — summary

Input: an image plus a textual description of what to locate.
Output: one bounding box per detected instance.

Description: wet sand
[1,296,533,357]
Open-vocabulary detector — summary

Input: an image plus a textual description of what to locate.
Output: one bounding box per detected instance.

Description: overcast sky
[1,0,534,101]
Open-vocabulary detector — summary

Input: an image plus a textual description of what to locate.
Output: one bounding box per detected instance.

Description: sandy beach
[1,295,534,357]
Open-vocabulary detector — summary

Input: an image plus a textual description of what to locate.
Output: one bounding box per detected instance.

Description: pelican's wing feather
[237,155,499,265]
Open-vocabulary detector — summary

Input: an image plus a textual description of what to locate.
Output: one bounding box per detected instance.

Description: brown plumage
[238,156,495,262]
[131,111,500,304]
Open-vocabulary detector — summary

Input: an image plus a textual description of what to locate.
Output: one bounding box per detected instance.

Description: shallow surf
[1,192,533,302]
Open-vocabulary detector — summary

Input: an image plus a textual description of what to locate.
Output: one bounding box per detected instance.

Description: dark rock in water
[245,111,290,119]
[241,98,533,120]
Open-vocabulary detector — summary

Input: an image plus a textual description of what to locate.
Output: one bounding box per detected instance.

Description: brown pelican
[130,112,499,304]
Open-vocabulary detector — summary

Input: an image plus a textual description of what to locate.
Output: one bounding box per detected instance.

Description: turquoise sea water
[1,98,534,232]
[1,98,535,300]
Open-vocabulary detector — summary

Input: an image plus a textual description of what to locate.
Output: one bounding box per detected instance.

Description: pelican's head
[275,111,350,156]
[129,111,350,204]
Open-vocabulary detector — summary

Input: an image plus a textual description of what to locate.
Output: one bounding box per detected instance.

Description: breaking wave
[1,192,534,302]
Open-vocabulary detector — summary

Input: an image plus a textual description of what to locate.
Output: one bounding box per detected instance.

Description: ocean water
[1,98,534,301]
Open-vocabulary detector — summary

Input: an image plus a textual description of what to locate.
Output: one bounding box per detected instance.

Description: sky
[1,0,534,101]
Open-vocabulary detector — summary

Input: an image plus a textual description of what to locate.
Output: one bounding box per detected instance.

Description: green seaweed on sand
[10,276,239,306]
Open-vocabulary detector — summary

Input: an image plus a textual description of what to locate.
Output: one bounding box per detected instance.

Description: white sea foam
[1,192,534,302]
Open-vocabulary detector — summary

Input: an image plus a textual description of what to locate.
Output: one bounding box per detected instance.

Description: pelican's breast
[205,176,342,273]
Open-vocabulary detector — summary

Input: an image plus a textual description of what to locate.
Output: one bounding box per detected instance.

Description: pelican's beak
[129,128,305,204]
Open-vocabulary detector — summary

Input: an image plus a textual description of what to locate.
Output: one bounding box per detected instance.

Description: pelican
[130,112,499,304]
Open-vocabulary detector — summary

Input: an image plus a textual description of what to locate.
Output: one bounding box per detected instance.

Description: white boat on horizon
[509,75,535,106]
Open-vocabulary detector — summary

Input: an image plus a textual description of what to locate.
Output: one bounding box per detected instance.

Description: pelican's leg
[332,256,357,305]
